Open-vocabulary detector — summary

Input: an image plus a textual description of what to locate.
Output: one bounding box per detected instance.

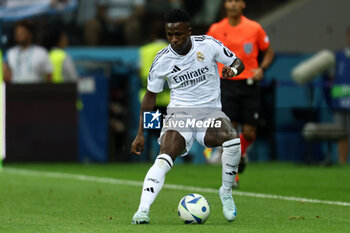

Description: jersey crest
[244,42,253,55]
[196,51,205,62]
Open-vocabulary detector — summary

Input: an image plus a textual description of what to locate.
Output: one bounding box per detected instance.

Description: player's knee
[159,130,185,160]
[217,119,239,144]
[204,118,239,147]
[219,131,237,144]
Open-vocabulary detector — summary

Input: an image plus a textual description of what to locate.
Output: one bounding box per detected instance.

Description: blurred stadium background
[0,0,349,232]
[1,0,349,164]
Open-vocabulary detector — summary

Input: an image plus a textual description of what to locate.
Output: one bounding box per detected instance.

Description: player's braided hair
[165,9,191,24]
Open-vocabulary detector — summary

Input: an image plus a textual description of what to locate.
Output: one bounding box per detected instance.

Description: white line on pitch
[3,167,350,207]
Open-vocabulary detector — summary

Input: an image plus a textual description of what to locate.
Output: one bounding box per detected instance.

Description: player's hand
[222,66,235,79]
[131,134,145,155]
[252,68,264,81]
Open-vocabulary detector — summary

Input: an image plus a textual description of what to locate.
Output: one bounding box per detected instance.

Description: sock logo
[144,187,154,193]
[225,171,237,176]
[226,163,235,168]
[147,178,160,184]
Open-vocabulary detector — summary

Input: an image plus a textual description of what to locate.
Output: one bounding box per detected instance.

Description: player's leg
[229,121,241,188]
[239,124,256,170]
[233,124,256,188]
[204,117,241,222]
[132,130,185,224]
[204,80,240,163]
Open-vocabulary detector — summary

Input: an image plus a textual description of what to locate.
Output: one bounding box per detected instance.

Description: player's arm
[252,46,274,81]
[222,57,245,79]
[208,36,245,79]
[131,90,157,155]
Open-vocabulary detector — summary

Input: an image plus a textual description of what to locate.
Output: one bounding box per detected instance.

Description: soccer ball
[177,193,210,224]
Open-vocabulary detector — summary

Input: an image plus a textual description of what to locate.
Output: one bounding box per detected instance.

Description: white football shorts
[158,109,230,157]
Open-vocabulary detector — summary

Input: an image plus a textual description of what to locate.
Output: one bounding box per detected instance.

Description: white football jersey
[147,35,236,108]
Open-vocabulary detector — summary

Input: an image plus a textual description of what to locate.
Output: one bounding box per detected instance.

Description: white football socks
[138,154,173,212]
[221,138,241,193]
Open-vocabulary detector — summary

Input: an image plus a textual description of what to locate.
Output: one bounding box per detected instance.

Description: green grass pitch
[0,162,349,233]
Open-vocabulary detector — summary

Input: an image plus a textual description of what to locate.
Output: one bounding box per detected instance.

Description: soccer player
[207,0,274,187]
[131,9,245,224]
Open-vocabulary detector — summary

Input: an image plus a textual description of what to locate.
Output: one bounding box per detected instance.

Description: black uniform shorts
[220,78,260,126]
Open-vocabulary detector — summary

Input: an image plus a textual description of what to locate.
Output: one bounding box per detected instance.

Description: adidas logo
[225,171,237,176]
[171,65,181,73]
[144,187,154,193]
